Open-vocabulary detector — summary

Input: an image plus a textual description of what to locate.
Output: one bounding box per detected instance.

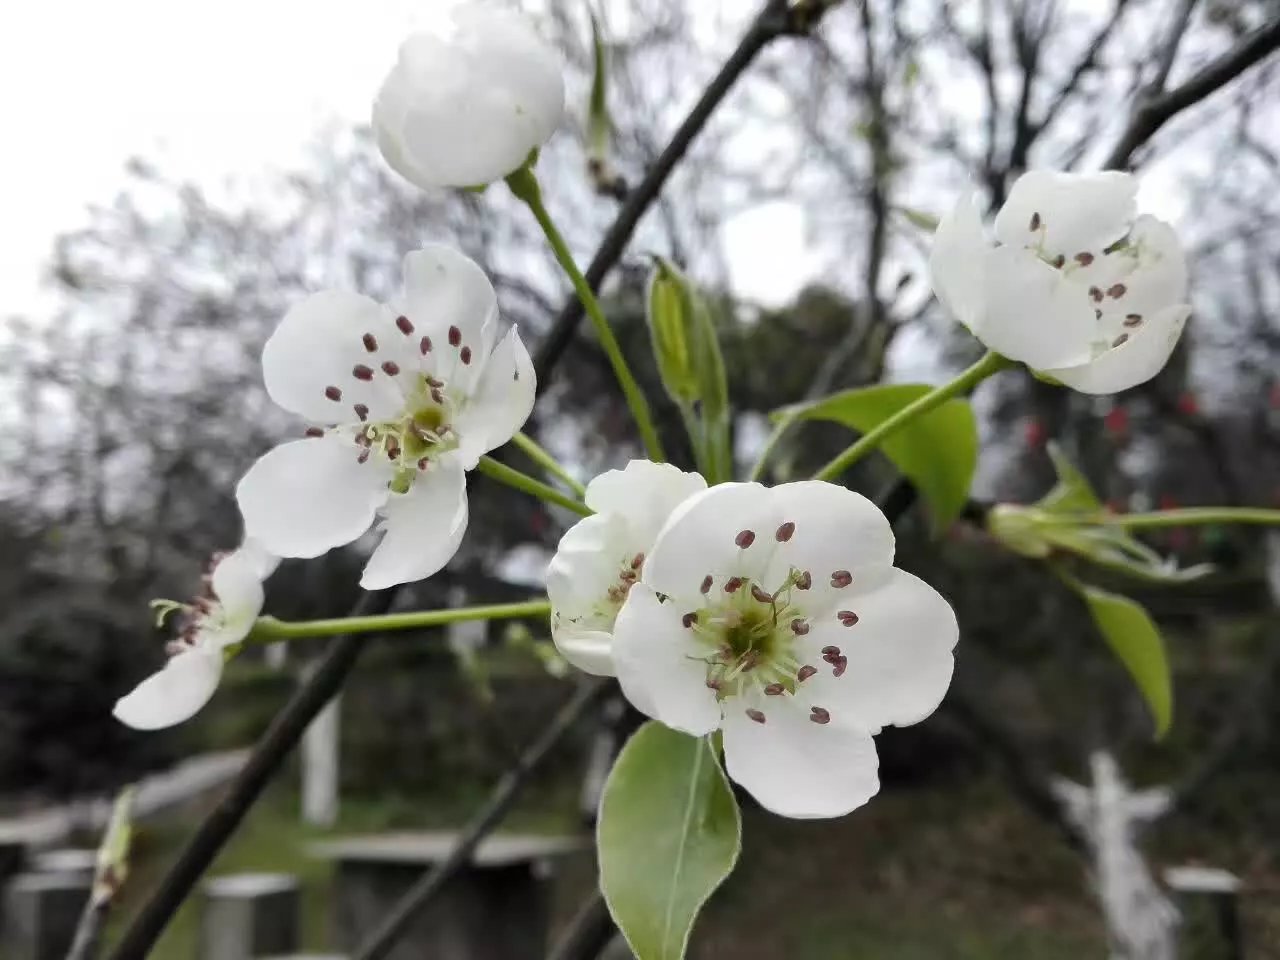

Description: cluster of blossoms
[114,2,1190,822]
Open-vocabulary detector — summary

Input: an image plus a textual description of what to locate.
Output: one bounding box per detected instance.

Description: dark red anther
[354,403,369,422]
[832,656,848,678]
[396,315,414,335]
[700,575,713,594]
[448,325,462,347]
[838,610,859,627]
[746,708,766,724]
[775,521,795,542]
[795,571,812,591]
[352,364,374,381]
[750,584,773,605]
[681,612,698,628]
[362,333,378,352]
[420,335,433,354]
[764,683,785,696]
[830,570,853,588]
[381,361,400,376]
[791,618,809,636]
[809,706,831,724]
[460,346,473,365]
[324,386,342,402]
[796,665,817,682]
[1107,283,1127,299]
[1073,251,1094,266]
[735,529,756,549]
[304,427,324,438]
[724,577,744,593]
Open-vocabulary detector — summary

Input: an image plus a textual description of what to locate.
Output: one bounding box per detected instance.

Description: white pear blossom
[373,2,565,190]
[930,170,1190,394]
[236,245,535,589]
[114,543,278,730]
[547,460,707,676]
[611,481,958,819]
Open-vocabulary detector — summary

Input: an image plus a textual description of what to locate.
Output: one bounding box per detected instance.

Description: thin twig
[106,588,398,960]
[352,678,612,960]
[547,890,617,960]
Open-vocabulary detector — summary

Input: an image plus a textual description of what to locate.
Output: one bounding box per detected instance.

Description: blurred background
[1,0,1278,957]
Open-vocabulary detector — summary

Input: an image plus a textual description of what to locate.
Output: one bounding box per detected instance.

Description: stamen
[821,645,841,657]
[1089,286,1103,303]
[832,655,848,678]
[1112,333,1129,348]
[724,577,744,594]
[385,437,401,459]
[838,610,860,626]
[735,529,756,548]
[631,553,644,570]
[431,387,445,404]
[460,346,473,365]
[745,708,766,724]
[682,612,698,628]
[448,325,462,347]
[830,570,853,588]
[1073,252,1094,266]
[706,678,722,690]
[1107,283,1127,299]
[809,706,831,725]
[324,386,342,402]
[420,335,433,355]
[700,575,713,594]
[790,618,809,636]
[357,449,370,464]
[352,364,374,381]
[775,521,795,542]
[750,584,773,605]
[362,333,378,352]
[1051,254,1066,269]
[764,683,785,696]
[304,427,324,438]
[396,315,414,335]
[381,361,401,376]
[1124,314,1143,327]
[418,457,430,471]
[796,665,817,682]
[354,403,369,422]
[795,571,812,591]
[1029,212,1041,231]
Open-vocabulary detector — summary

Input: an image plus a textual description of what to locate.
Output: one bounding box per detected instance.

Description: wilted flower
[114,543,277,730]
[611,481,958,819]
[930,170,1189,394]
[374,2,565,190]
[237,245,534,589]
[547,460,706,675]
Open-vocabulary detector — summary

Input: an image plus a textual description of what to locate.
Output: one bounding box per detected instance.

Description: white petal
[113,649,224,731]
[1046,303,1190,395]
[237,437,391,559]
[995,170,1136,258]
[980,246,1097,369]
[209,549,269,640]
[547,513,630,672]
[451,325,536,468]
[262,290,408,424]
[552,628,617,676]
[929,191,989,334]
[360,456,469,589]
[640,482,777,601]
[400,245,497,394]
[612,584,721,736]
[235,539,280,582]
[759,482,896,607]
[799,569,958,730]
[722,699,880,819]
[584,460,708,547]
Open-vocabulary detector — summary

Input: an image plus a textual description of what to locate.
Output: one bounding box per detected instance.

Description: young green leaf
[1038,441,1102,514]
[773,383,977,534]
[599,721,741,960]
[1078,584,1173,738]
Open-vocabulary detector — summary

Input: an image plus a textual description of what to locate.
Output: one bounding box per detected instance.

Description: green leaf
[1038,442,1102,514]
[1078,584,1173,738]
[599,722,741,960]
[774,383,978,533]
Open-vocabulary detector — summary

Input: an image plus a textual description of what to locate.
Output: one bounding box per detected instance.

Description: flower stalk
[1046,507,1280,530]
[250,599,551,643]
[512,431,587,497]
[477,455,593,517]
[506,166,665,462]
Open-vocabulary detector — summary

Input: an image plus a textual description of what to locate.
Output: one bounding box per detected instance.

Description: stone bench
[310,832,586,960]
[201,872,300,960]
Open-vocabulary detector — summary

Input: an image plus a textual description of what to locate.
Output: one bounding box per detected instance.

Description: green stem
[748,414,797,482]
[250,600,551,643]
[811,351,1010,482]
[1081,508,1280,530]
[477,456,593,517]
[512,431,587,498]
[506,166,665,462]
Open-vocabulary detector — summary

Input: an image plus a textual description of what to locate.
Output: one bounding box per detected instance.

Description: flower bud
[644,258,727,417]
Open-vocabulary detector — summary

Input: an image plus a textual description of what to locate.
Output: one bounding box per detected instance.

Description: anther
[681,612,698,628]
[706,678,722,690]
[357,449,370,464]
[362,333,378,352]
[1124,313,1143,327]
[791,618,809,636]
[418,457,430,471]
[324,385,342,402]
[821,645,841,657]
[1089,286,1103,303]
[448,325,462,347]
[381,361,401,376]
[420,336,433,355]
[838,610,860,626]
[809,706,831,725]
[796,571,812,591]
[746,708,766,724]
[304,427,324,438]
[832,656,848,678]
[1107,283,1127,299]
[1095,309,1103,319]
[354,403,369,422]
[1112,333,1129,348]
[631,553,644,570]
[1074,252,1094,266]
[776,521,796,542]
[830,570,853,588]
[460,346,473,365]
[1052,254,1066,269]
[352,364,374,381]
[764,683,785,696]
[396,315,414,335]
[1029,212,1041,231]
[750,584,773,605]
[385,437,401,459]
[431,387,445,404]
[735,529,756,548]
[700,575,713,594]
[724,577,744,593]
[796,665,817,682]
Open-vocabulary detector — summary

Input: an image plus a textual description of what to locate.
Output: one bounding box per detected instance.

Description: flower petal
[1045,303,1190,395]
[722,698,880,819]
[980,246,1097,369]
[400,244,498,393]
[994,170,1136,259]
[262,290,408,424]
[451,325,536,469]
[548,512,629,672]
[584,460,708,547]
[553,628,617,677]
[237,436,391,559]
[612,584,721,736]
[929,191,988,334]
[799,569,958,730]
[209,548,271,641]
[113,649,224,730]
[360,456,469,589]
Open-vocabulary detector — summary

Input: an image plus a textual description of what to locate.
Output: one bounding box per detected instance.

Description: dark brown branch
[546,890,617,960]
[107,588,398,960]
[532,0,841,390]
[352,678,612,960]
[1104,13,1280,169]
[1149,0,1200,94]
